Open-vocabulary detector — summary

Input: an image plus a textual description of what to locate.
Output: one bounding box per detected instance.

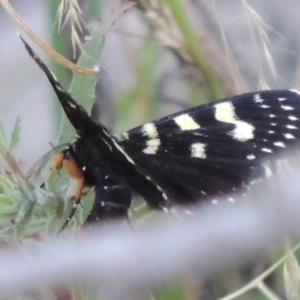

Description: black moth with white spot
[22,38,300,227]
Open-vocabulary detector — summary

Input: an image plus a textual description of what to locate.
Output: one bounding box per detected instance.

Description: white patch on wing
[214,102,255,141]
[143,138,161,154]
[142,123,161,154]
[174,114,200,130]
[190,143,206,158]
[142,123,159,138]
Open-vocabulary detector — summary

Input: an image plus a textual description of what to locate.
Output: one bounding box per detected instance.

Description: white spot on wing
[68,101,76,109]
[190,143,206,158]
[246,154,255,160]
[231,123,255,141]
[262,148,272,153]
[281,105,294,111]
[261,105,270,109]
[142,123,161,154]
[174,114,200,130]
[287,124,297,130]
[269,114,275,118]
[278,97,286,101]
[214,102,255,141]
[162,192,168,200]
[254,93,263,103]
[288,116,299,121]
[284,133,295,139]
[274,141,286,148]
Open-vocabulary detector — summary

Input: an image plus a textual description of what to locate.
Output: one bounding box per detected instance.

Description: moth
[21,38,300,230]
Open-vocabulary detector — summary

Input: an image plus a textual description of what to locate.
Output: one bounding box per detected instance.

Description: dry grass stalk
[141,0,194,64]
[57,0,87,58]
[219,243,300,300]
[211,0,247,94]
[242,0,277,90]
[0,0,97,75]
[283,243,300,300]
[139,0,246,96]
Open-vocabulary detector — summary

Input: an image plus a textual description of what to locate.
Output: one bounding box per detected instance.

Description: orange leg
[51,152,88,233]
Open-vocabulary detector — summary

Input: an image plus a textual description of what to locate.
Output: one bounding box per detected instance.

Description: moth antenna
[20,35,93,136]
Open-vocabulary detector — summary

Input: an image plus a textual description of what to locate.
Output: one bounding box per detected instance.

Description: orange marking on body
[53,153,65,171]
[64,159,82,179]
[53,152,82,179]
[52,151,88,233]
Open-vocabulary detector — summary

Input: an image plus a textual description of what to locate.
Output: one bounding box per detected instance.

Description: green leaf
[0,119,7,146]
[58,25,105,145]
[9,118,21,152]
[58,3,135,144]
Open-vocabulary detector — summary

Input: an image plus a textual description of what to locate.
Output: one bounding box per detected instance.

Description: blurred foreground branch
[0,165,299,298]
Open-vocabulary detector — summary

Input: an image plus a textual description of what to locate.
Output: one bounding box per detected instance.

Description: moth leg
[51,151,87,233]
[59,177,85,233]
